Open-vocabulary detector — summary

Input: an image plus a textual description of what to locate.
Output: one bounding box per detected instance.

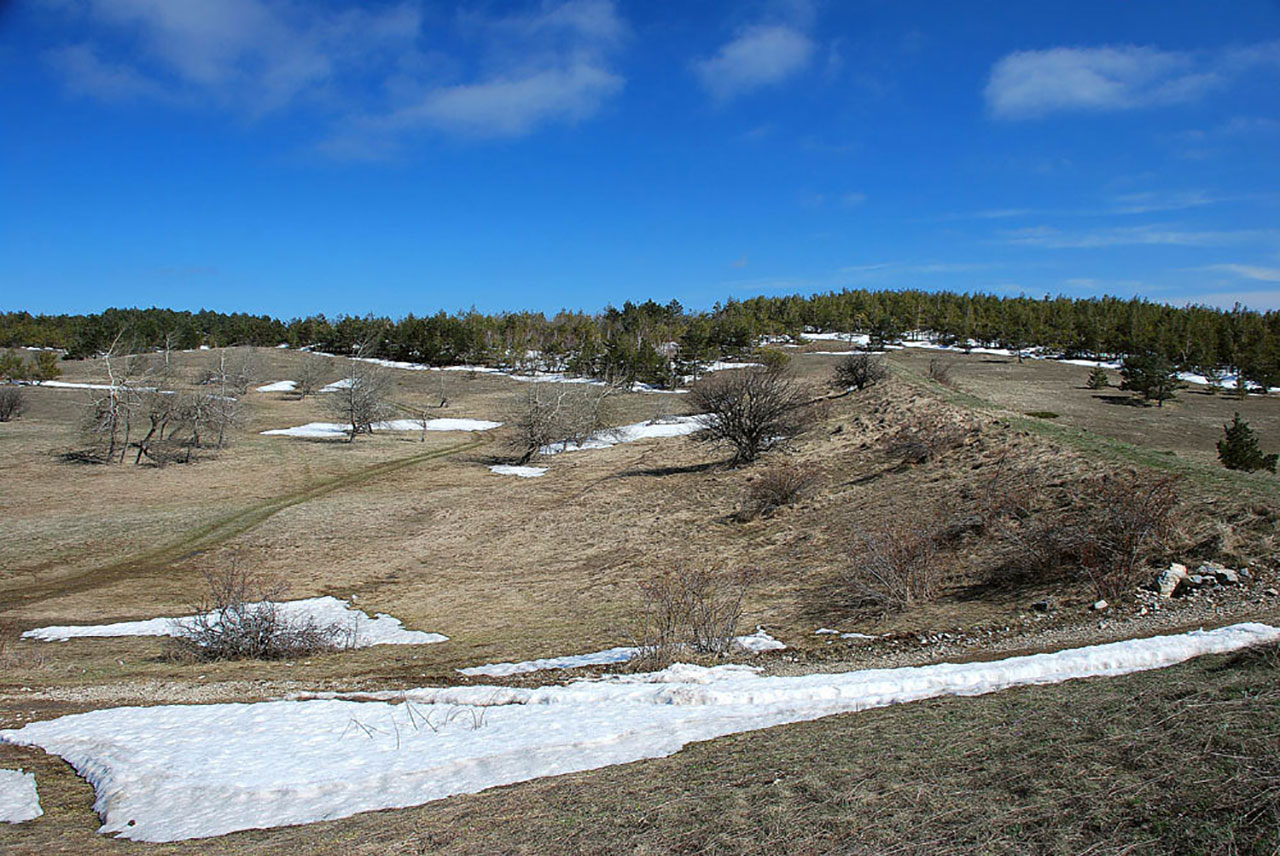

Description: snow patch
[0,769,42,824]
[488,465,548,478]
[3,624,1275,842]
[22,596,446,648]
[255,380,296,393]
[541,415,705,455]
[459,646,640,677]
[733,629,786,652]
[262,418,500,438]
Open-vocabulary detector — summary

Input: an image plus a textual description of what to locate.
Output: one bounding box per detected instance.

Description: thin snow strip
[21,597,447,648]
[460,646,641,677]
[0,769,42,824]
[262,418,500,438]
[3,624,1274,842]
[541,415,705,455]
[488,465,548,478]
[255,380,296,392]
[459,632,784,677]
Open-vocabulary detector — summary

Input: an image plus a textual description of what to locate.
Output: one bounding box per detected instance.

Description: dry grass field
[1,344,1278,853]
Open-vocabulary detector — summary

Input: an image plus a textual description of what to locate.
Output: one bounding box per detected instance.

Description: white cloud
[41,0,626,145]
[1000,224,1280,249]
[1200,264,1280,282]
[985,42,1280,119]
[695,24,813,100]
[388,62,622,137]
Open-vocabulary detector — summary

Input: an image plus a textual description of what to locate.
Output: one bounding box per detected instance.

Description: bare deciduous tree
[292,355,332,398]
[509,382,615,463]
[326,354,395,442]
[687,367,812,465]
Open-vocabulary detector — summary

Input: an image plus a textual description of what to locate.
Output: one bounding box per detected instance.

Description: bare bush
[169,565,348,661]
[509,382,615,463]
[293,355,332,398]
[847,514,945,611]
[688,367,812,465]
[738,464,820,521]
[926,358,954,387]
[325,353,395,442]
[832,352,887,391]
[884,410,976,465]
[0,386,24,422]
[1075,472,1180,601]
[633,566,750,667]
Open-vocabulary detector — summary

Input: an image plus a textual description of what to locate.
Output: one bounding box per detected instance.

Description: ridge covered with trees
[2,289,1277,390]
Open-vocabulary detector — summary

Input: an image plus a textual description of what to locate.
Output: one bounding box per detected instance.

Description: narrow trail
[3,436,488,609]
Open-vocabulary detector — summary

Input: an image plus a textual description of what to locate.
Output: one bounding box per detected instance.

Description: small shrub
[1217,413,1278,473]
[1075,472,1180,601]
[847,515,944,611]
[169,565,349,661]
[738,464,820,521]
[832,352,887,391]
[926,358,954,387]
[755,347,792,372]
[1086,365,1110,389]
[632,566,750,667]
[0,386,24,422]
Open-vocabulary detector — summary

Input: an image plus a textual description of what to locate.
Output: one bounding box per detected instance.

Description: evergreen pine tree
[1086,365,1110,389]
[1217,413,1278,472]
[1120,353,1180,407]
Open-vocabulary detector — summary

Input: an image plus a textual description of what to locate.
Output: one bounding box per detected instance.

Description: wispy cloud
[985,41,1280,119]
[1000,224,1280,248]
[1199,263,1280,282]
[41,0,628,149]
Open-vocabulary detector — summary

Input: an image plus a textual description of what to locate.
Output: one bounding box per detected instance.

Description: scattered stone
[1031,599,1053,613]
[1266,588,1279,598]
[1156,563,1188,598]
[1092,600,1108,611]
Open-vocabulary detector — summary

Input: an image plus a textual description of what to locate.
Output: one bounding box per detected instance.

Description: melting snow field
[2,623,1274,842]
[541,415,705,455]
[262,418,501,438]
[21,597,447,648]
[488,464,549,478]
[255,380,297,392]
[0,769,41,824]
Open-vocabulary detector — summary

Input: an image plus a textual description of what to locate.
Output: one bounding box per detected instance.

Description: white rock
[1092,600,1108,611]
[1156,563,1188,598]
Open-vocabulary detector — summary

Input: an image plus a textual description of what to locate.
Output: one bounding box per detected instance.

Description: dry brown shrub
[169,564,350,661]
[847,512,946,611]
[737,464,820,521]
[832,352,887,391]
[926,358,954,387]
[632,566,751,667]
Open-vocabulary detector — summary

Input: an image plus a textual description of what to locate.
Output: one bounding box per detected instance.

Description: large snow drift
[262,418,500,438]
[0,769,42,824]
[3,623,1274,842]
[22,596,446,648]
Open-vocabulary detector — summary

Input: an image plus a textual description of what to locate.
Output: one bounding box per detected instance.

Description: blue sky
[2,0,1279,318]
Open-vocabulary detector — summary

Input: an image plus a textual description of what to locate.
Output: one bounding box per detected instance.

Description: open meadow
[2,343,1278,854]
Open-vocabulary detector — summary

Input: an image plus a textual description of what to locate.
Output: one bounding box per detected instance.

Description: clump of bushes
[688,367,813,464]
[169,565,349,661]
[632,566,751,667]
[737,464,820,521]
[832,352,887,391]
[993,469,1180,601]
